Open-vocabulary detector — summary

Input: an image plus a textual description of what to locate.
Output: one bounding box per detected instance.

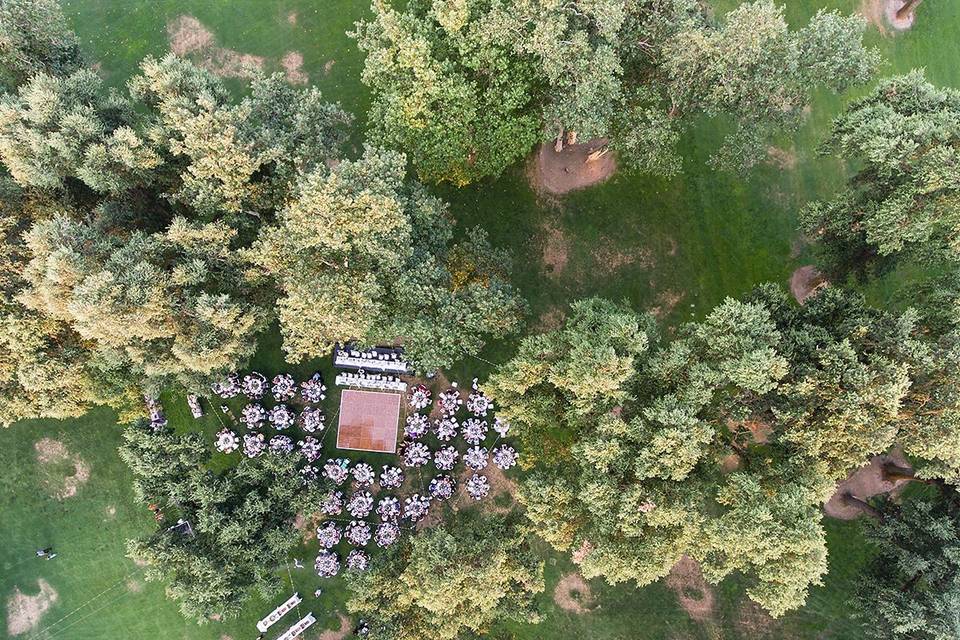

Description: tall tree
[129,55,352,220]
[0,69,160,193]
[250,146,525,372]
[801,71,960,279]
[19,213,269,395]
[662,2,878,172]
[488,285,955,616]
[122,420,308,621]
[351,0,541,185]
[347,511,544,640]
[353,0,877,183]
[0,176,104,426]
[852,487,960,640]
[0,0,83,89]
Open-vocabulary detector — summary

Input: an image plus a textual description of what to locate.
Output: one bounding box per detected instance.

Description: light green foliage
[662,1,878,172]
[802,71,960,278]
[486,297,650,461]
[0,176,103,426]
[347,512,544,640]
[493,286,951,617]
[130,55,351,218]
[485,0,626,142]
[19,214,268,395]
[354,0,876,181]
[0,69,160,193]
[252,146,525,372]
[351,0,541,185]
[0,0,83,89]
[121,421,305,622]
[853,487,960,640]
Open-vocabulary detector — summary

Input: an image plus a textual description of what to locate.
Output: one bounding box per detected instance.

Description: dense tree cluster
[250,146,525,371]
[0,1,525,425]
[347,511,543,640]
[488,286,960,616]
[353,0,878,184]
[852,486,960,640]
[120,420,315,621]
[802,71,960,281]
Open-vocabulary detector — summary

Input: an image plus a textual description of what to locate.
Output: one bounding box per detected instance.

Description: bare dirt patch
[34,438,90,499]
[861,0,918,34]
[885,0,919,31]
[483,463,518,515]
[553,572,594,614]
[168,15,214,55]
[650,290,685,319]
[790,265,828,304]
[592,239,654,275]
[286,11,298,25]
[824,450,914,520]
[766,146,797,170]
[126,579,144,593]
[540,222,570,278]
[6,579,58,636]
[282,51,308,85]
[323,60,336,76]
[720,453,742,474]
[666,556,716,623]
[167,15,265,80]
[316,612,351,640]
[666,236,678,256]
[106,505,117,518]
[294,512,323,544]
[529,139,617,195]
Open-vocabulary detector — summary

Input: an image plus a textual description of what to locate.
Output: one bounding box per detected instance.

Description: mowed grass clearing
[1,0,958,638]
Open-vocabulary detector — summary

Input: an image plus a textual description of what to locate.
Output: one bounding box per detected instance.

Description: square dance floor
[336,390,401,453]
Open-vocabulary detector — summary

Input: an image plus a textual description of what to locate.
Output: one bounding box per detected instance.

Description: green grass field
[2,0,960,638]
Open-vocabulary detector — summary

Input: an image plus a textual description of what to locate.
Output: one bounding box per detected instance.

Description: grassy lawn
[2,0,959,638]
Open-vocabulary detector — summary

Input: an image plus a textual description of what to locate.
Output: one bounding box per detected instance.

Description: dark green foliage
[802,71,960,280]
[489,285,960,617]
[853,487,960,640]
[353,0,877,182]
[121,421,306,621]
[0,0,83,89]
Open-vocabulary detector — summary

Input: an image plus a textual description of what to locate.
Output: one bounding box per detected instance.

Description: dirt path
[553,572,594,614]
[6,579,58,636]
[665,556,716,623]
[824,450,914,520]
[529,139,616,195]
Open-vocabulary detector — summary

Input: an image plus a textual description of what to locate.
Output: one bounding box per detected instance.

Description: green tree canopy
[802,71,960,280]
[0,0,83,89]
[852,486,960,640]
[353,0,877,183]
[346,511,544,640]
[19,213,269,395]
[488,285,960,616]
[250,146,525,372]
[121,421,310,621]
[351,0,542,185]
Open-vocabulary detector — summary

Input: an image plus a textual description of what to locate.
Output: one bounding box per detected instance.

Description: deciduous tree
[801,71,960,279]
[251,146,525,372]
[347,511,543,640]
